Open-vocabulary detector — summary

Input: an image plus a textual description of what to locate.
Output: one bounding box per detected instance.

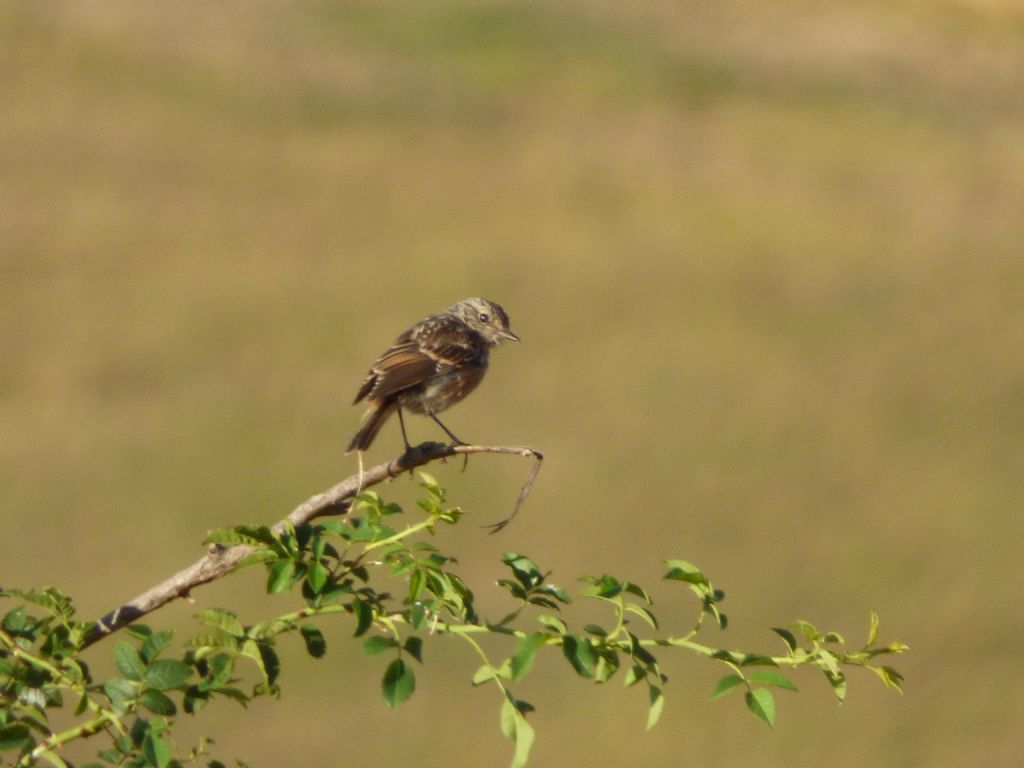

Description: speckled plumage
[347,298,519,452]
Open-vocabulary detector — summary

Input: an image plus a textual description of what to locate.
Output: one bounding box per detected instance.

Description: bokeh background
[3,1,1023,765]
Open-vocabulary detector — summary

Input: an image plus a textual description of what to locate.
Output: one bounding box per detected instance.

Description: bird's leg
[397,407,413,453]
[429,413,470,471]
[394,406,421,477]
[429,412,467,446]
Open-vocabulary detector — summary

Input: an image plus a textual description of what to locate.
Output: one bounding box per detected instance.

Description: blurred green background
[3,1,1023,765]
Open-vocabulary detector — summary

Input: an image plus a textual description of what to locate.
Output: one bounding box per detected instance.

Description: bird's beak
[502,329,521,343]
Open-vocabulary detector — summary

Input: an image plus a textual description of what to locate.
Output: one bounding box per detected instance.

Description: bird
[347,297,520,453]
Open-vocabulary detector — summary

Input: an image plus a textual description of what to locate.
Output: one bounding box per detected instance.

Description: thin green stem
[247,603,351,638]
[438,622,522,636]
[455,630,512,701]
[361,517,437,555]
[438,622,803,670]
[0,628,65,679]
[15,709,124,767]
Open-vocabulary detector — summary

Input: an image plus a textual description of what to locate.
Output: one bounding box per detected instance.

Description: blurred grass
[3,1,1024,765]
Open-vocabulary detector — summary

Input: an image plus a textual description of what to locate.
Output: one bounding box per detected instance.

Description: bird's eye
[479,312,490,323]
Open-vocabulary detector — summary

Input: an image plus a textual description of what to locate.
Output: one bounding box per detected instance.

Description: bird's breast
[403,362,487,414]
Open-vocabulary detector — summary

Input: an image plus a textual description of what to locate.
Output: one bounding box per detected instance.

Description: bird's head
[447,297,520,346]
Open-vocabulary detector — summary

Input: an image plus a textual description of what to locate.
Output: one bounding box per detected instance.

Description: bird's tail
[346,401,396,453]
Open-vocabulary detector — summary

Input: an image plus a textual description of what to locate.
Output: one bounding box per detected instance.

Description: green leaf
[745,688,776,727]
[408,569,427,602]
[822,631,845,644]
[103,678,137,712]
[497,579,527,600]
[830,676,848,702]
[61,656,87,683]
[706,603,728,630]
[212,687,249,707]
[581,573,623,599]
[351,599,373,637]
[344,517,373,541]
[115,642,147,681]
[499,698,535,768]
[510,633,544,682]
[355,488,382,510]
[750,670,798,691]
[408,602,430,631]
[125,626,153,643]
[1,605,30,633]
[145,659,193,690]
[772,627,797,652]
[710,674,745,699]
[241,640,280,686]
[15,703,49,733]
[472,665,498,685]
[514,699,536,716]
[793,619,819,642]
[139,689,176,716]
[267,559,297,594]
[141,730,173,768]
[867,610,880,646]
[663,559,707,585]
[310,532,327,559]
[623,581,653,603]
[189,628,241,651]
[0,724,32,752]
[253,613,298,639]
[737,653,777,667]
[306,561,329,594]
[593,649,620,683]
[417,472,440,492]
[237,549,280,568]
[624,603,659,630]
[502,553,543,588]
[203,524,278,548]
[140,631,173,663]
[562,635,596,678]
[318,519,349,536]
[816,649,841,677]
[626,631,658,670]
[535,583,571,605]
[536,615,567,635]
[381,659,415,709]
[198,653,234,692]
[195,608,244,638]
[623,665,645,688]
[233,524,280,548]
[870,665,905,694]
[300,626,327,658]
[646,685,664,730]
[403,636,424,663]
[362,636,398,656]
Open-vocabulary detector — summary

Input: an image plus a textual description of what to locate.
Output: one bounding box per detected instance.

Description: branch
[83,442,542,648]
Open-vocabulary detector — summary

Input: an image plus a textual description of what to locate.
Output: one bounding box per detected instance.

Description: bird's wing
[412,316,484,371]
[356,342,439,402]
[353,315,484,404]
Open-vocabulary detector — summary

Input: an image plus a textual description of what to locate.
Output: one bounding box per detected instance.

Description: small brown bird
[347,297,520,452]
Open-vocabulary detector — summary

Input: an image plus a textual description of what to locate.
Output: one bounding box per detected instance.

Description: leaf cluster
[0,588,243,768]
[1,474,908,768]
